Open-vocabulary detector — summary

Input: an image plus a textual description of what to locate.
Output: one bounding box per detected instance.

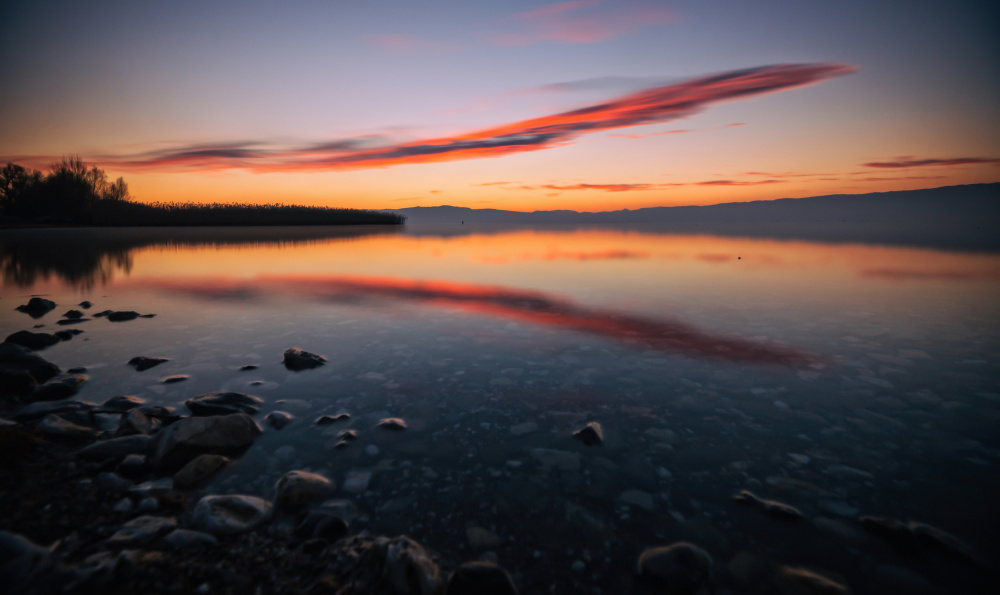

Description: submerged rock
[276,470,334,508]
[377,417,408,431]
[239,364,258,371]
[316,413,350,425]
[447,561,518,595]
[95,394,145,415]
[777,566,850,594]
[151,412,262,470]
[573,421,603,446]
[637,542,714,595]
[0,343,61,395]
[77,435,153,462]
[4,330,60,351]
[191,495,273,535]
[348,535,444,595]
[859,516,980,563]
[15,297,56,318]
[283,347,327,371]
[36,414,100,440]
[53,328,84,339]
[15,399,92,421]
[105,515,177,546]
[161,375,188,384]
[185,392,262,416]
[31,373,88,401]
[172,454,231,489]
[106,311,140,322]
[265,411,293,429]
[116,409,161,437]
[734,490,803,520]
[128,356,169,372]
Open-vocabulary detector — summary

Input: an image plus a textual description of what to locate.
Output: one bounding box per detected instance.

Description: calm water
[2,224,999,593]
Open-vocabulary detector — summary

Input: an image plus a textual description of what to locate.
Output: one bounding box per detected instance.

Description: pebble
[377,417,408,431]
[106,515,177,546]
[173,454,231,489]
[185,392,263,416]
[283,347,327,371]
[191,495,274,535]
[161,375,189,384]
[573,421,603,446]
[265,411,293,430]
[137,497,159,512]
[112,498,133,512]
[637,542,714,594]
[571,560,586,572]
[162,529,219,549]
[275,470,335,508]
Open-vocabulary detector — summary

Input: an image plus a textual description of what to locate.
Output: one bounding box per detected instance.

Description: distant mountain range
[391,183,998,225]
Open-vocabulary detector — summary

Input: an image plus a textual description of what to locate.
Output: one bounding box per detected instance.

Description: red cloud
[15,64,852,173]
[489,1,672,46]
[537,183,664,192]
[697,179,786,186]
[863,157,1000,169]
[133,274,814,365]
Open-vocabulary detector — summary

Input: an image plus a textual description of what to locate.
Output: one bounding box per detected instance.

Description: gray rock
[265,411,293,429]
[172,454,231,489]
[573,421,603,446]
[315,413,350,425]
[355,536,443,595]
[777,566,849,594]
[137,497,159,512]
[162,529,218,549]
[151,413,262,471]
[5,331,60,351]
[0,342,60,395]
[276,470,334,508]
[637,542,714,595]
[190,495,273,535]
[15,297,56,318]
[116,409,161,437]
[94,395,145,414]
[186,392,263,416]
[14,399,92,421]
[128,478,174,498]
[77,435,153,462]
[283,347,326,371]
[112,498,133,513]
[117,454,148,478]
[530,448,580,471]
[734,490,803,520]
[0,530,64,594]
[128,357,169,371]
[95,472,134,494]
[161,375,188,384]
[31,373,87,401]
[447,561,518,595]
[105,515,177,546]
[36,414,100,440]
[377,417,407,431]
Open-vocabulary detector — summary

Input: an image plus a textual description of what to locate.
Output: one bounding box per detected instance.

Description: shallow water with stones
[1,223,998,593]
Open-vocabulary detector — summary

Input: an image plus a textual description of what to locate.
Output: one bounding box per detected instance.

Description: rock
[15,297,56,318]
[4,330,60,351]
[128,356,169,372]
[321,499,360,522]
[185,392,263,416]
[447,561,518,595]
[509,422,538,436]
[106,311,140,322]
[466,526,503,550]
[78,301,92,309]
[94,395,145,414]
[573,421,603,446]
[93,310,112,317]
[137,497,159,512]
[0,342,60,394]
[77,435,153,462]
[777,566,850,594]
[161,529,218,550]
[15,399,92,421]
[172,454,231,489]
[95,472,134,494]
[0,530,64,593]
[338,430,359,443]
[151,413,262,470]
[161,375,188,384]
[734,490,803,520]
[134,404,179,421]
[116,409,161,436]
[112,498,133,512]
[276,470,334,508]
[909,522,980,562]
[128,478,175,499]
[283,347,326,371]
[190,495,273,535]
[117,454,148,478]
[36,414,100,440]
[530,448,580,471]
[352,535,443,595]
[294,511,349,542]
[105,515,177,546]
[377,417,408,431]
[31,373,88,401]
[66,366,87,373]
[343,470,372,493]
[56,318,89,326]
[239,364,258,371]
[637,542,714,595]
[265,411,293,429]
[316,413,350,425]
[618,489,655,512]
[53,329,84,341]
[62,310,83,319]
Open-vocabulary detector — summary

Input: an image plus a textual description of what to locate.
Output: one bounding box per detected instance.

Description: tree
[0,162,42,214]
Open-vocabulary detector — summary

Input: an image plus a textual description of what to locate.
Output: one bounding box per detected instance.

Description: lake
[2,223,998,593]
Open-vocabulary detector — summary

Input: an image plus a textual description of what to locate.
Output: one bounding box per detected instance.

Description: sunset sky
[1,0,998,212]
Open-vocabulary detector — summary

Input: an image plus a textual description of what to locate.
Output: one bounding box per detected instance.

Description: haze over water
[2,223,998,593]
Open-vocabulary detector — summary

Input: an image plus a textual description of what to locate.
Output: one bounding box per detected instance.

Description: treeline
[0,158,405,226]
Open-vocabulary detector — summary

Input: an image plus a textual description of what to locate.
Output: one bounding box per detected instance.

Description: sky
[1,0,998,212]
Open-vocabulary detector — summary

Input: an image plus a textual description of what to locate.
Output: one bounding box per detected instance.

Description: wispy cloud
[696,179,786,186]
[487,1,673,46]
[857,175,948,182]
[6,63,853,173]
[863,157,1000,169]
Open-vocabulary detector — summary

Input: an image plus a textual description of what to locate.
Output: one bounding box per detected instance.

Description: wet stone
[265,411,293,429]
[54,327,85,338]
[107,311,141,322]
[282,347,326,371]
[78,301,92,309]
[5,330,60,351]
[67,366,87,374]
[94,394,145,414]
[151,412,262,470]
[117,454,148,478]
[62,310,83,319]
[239,364,258,371]
[96,472,134,494]
[77,435,153,462]
[447,561,518,595]
[573,421,603,446]
[55,318,89,326]
[161,375,189,384]
[128,356,169,372]
[162,529,218,550]
[172,454,231,489]
[0,342,61,394]
[16,297,56,318]
[294,511,349,542]
[191,494,274,535]
[777,566,850,595]
[354,536,443,595]
[106,515,177,546]
[116,409,161,437]
[338,429,358,441]
[377,417,408,431]
[32,373,88,401]
[734,490,803,520]
[185,391,262,416]
[36,414,100,440]
[276,470,334,508]
[316,413,350,425]
[637,542,714,595]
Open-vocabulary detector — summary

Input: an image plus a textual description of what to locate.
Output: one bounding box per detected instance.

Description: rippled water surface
[2,224,998,593]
